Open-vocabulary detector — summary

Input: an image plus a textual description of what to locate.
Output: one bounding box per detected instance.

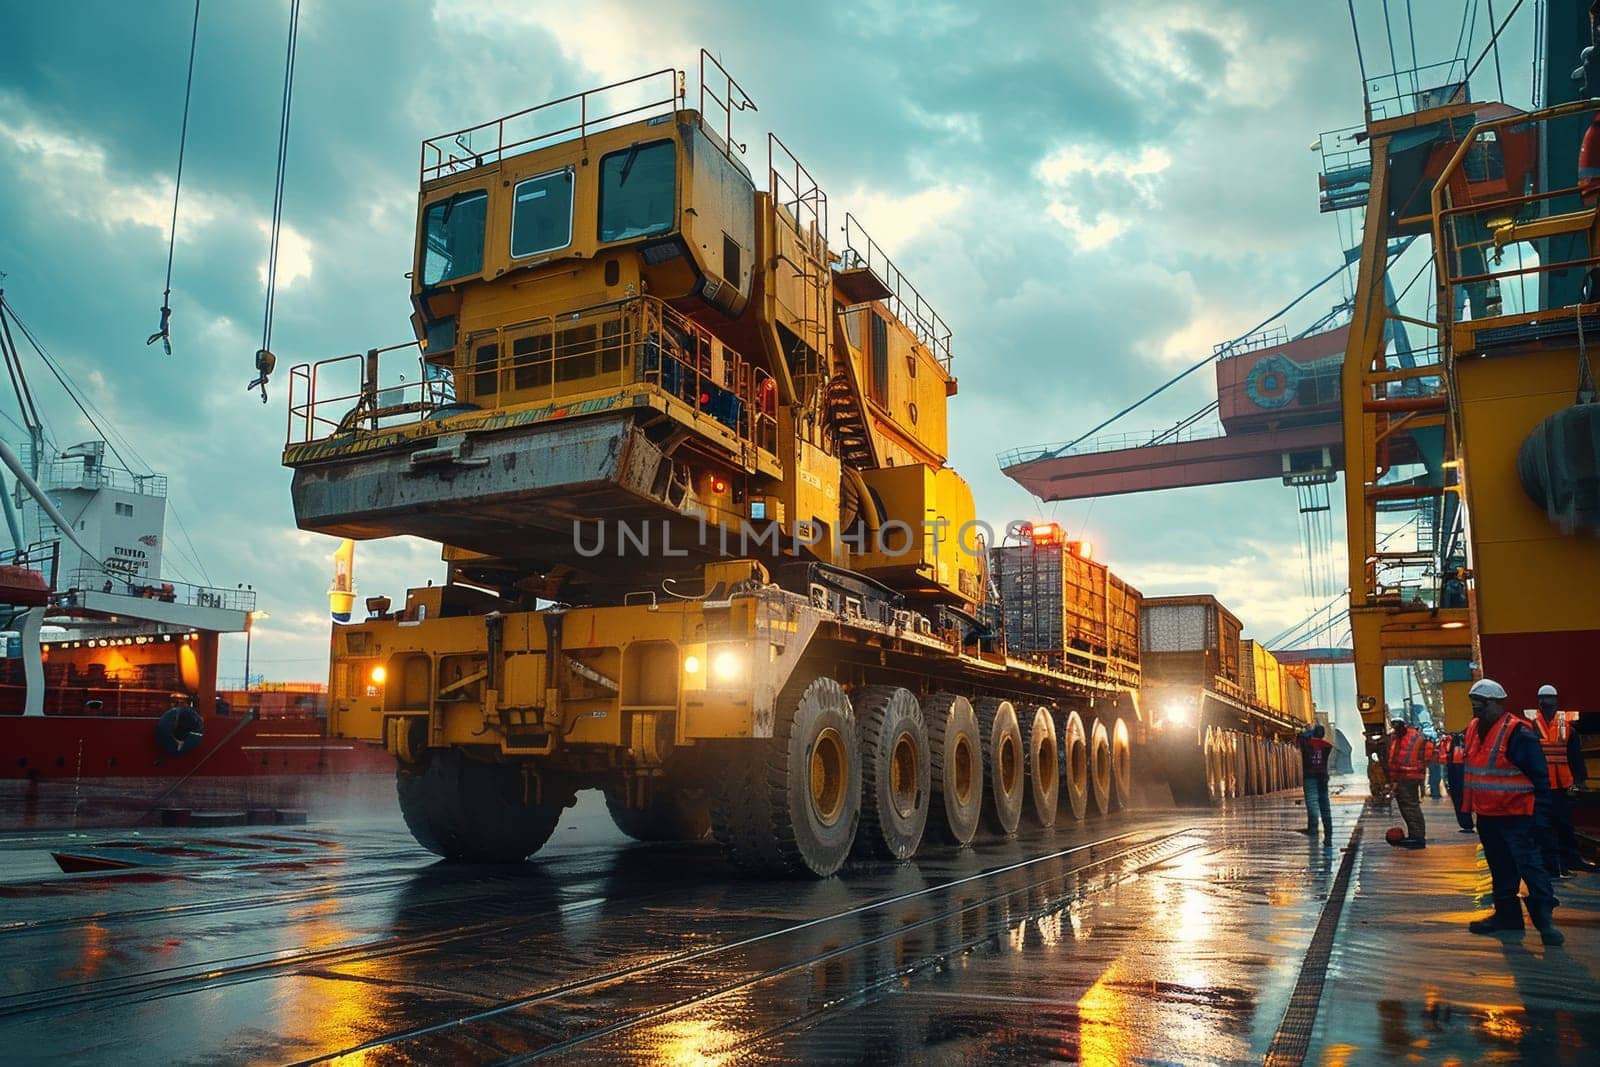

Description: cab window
[598,141,675,243]
[511,168,574,258]
[421,190,488,286]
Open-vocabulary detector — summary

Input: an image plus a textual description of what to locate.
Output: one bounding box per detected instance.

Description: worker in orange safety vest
[1529,683,1596,876]
[1464,678,1561,945]
[1386,711,1434,847]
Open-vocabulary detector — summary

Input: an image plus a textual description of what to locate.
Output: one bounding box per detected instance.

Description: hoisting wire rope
[1033,261,1351,461]
[1466,1,1525,96]
[147,0,202,357]
[250,0,300,404]
[1486,0,1508,102]
[5,300,212,584]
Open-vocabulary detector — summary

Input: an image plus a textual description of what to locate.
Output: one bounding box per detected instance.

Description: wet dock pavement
[1,784,1596,1065]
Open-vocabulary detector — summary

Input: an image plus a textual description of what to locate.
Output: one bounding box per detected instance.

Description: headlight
[370,665,387,685]
[683,654,701,675]
[712,647,744,683]
[1163,701,1191,726]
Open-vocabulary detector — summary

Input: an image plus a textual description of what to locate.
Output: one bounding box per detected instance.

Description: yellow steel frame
[1342,107,1474,732]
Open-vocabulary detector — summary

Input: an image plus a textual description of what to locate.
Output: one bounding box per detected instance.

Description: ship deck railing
[59,568,257,614]
[286,297,779,459]
[1,539,59,590]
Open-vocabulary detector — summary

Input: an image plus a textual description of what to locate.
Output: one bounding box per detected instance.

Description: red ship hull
[1,710,397,830]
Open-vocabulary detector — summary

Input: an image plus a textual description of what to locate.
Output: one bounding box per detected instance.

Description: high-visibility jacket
[1435,733,1453,765]
[1387,728,1433,781]
[1532,710,1576,790]
[1464,715,1536,816]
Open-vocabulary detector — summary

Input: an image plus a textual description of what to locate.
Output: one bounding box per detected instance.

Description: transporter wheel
[851,686,930,861]
[1022,704,1060,827]
[1110,717,1132,811]
[1204,727,1223,803]
[603,787,712,843]
[1062,710,1089,821]
[925,692,983,846]
[711,675,861,878]
[1229,733,1245,799]
[1269,743,1283,792]
[1243,737,1259,796]
[1088,719,1113,815]
[975,698,1024,836]
[396,749,565,863]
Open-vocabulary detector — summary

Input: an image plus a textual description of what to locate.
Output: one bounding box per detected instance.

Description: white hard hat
[1538,684,1558,698]
[1469,678,1508,700]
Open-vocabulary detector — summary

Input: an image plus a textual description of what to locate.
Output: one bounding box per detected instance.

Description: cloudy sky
[0,1,1545,709]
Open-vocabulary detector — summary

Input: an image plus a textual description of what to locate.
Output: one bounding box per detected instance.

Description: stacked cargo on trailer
[988,522,1140,687]
[1140,596,1311,804]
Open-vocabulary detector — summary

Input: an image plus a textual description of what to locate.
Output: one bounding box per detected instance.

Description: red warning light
[711,476,729,494]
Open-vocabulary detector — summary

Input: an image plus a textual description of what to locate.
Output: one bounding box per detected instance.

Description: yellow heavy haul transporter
[282,59,1307,876]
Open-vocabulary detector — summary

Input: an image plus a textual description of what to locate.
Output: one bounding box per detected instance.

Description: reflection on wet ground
[1313,792,1600,1066]
[0,785,1594,1064]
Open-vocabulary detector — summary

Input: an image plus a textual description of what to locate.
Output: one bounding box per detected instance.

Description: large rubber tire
[1089,719,1113,815]
[1226,733,1242,799]
[975,698,1024,836]
[1243,737,1260,796]
[711,675,861,877]
[925,692,983,846]
[1022,704,1060,827]
[603,787,712,843]
[852,686,930,861]
[1205,727,1223,803]
[1110,717,1132,811]
[397,750,564,862]
[1062,710,1089,821]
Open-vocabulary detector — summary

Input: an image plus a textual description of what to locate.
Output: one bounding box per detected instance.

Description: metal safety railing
[997,423,1228,469]
[61,566,256,612]
[420,68,684,182]
[1213,325,1289,361]
[1433,99,1600,330]
[698,49,755,161]
[1,539,58,592]
[840,212,954,371]
[286,340,446,444]
[286,297,779,457]
[1364,59,1468,122]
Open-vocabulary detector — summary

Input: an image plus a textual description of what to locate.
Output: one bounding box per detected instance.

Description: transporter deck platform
[0,788,1595,1064]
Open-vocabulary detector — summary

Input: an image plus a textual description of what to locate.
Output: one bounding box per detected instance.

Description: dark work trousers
[1303,775,1333,837]
[1428,763,1443,798]
[1540,788,1585,875]
[1478,814,1556,916]
[1394,778,1426,841]
[1445,762,1473,830]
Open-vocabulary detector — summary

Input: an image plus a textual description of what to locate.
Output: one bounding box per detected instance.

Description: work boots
[1468,902,1525,935]
[1527,903,1565,946]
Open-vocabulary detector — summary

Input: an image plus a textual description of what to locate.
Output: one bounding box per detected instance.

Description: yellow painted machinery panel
[1455,347,1600,636]
[855,464,982,604]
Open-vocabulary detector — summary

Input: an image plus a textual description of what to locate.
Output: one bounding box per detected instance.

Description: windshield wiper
[618,143,641,186]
